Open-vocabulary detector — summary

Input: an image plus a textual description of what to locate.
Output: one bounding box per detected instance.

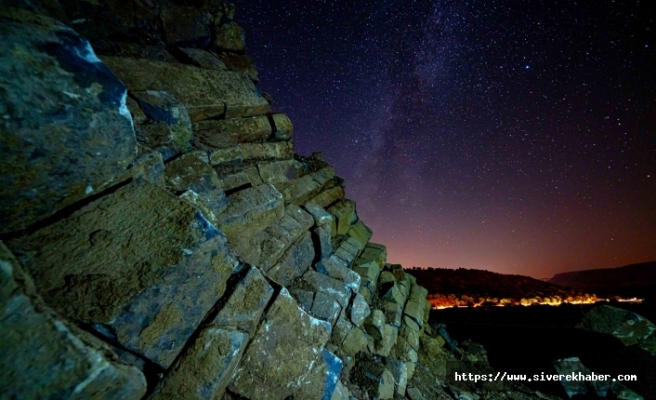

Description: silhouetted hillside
[406,267,595,307]
[548,261,656,299]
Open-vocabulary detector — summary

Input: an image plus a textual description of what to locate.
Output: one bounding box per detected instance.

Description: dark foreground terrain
[431,301,656,400]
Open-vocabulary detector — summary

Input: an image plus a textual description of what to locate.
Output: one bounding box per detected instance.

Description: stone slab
[102,56,270,121]
[8,179,238,368]
[229,288,332,400]
[149,328,248,400]
[0,242,146,399]
[0,11,137,234]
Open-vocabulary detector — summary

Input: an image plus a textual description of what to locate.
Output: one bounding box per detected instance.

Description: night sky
[241,0,656,278]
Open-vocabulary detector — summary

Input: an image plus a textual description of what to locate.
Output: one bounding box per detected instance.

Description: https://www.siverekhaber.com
[452,371,638,383]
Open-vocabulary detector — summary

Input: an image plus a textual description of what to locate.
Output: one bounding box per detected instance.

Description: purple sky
[241,0,656,278]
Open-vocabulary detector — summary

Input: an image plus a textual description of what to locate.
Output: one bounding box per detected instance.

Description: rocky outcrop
[0,2,562,399]
[577,305,656,355]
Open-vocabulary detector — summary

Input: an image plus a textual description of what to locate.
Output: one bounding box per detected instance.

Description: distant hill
[548,261,656,298]
[405,267,594,307]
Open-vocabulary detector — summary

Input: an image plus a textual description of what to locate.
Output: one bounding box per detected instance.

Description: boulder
[0,11,137,234]
[327,200,357,235]
[220,166,263,190]
[315,225,333,260]
[386,359,408,396]
[7,179,238,368]
[350,293,371,327]
[341,327,369,357]
[404,299,426,328]
[238,142,294,161]
[361,243,387,265]
[374,324,399,357]
[257,159,305,184]
[290,288,315,312]
[271,113,294,140]
[311,291,342,326]
[351,359,395,400]
[131,90,193,151]
[302,270,352,308]
[408,282,429,304]
[275,166,336,205]
[432,323,458,351]
[381,282,407,306]
[364,309,386,342]
[347,220,373,249]
[354,260,381,283]
[403,315,421,333]
[231,204,312,269]
[353,259,381,300]
[287,348,343,400]
[333,237,363,266]
[214,21,245,53]
[102,56,270,121]
[379,271,396,286]
[149,328,248,400]
[194,115,272,149]
[0,242,146,399]
[127,151,166,185]
[228,288,332,400]
[306,187,345,209]
[266,231,315,286]
[400,324,420,350]
[316,255,361,293]
[577,305,656,347]
[215,183,284,242]
[389,264,406,281]
[383,301,404,327]
[164,151,228,223]
[421,333,447,356]
[304,203,336,226]
[330,381,351,400]
[331,314,356,347]
[393,337,418,366]
[209,266,274,335]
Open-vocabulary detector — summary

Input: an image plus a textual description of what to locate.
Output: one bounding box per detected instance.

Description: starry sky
[241,0,656,278]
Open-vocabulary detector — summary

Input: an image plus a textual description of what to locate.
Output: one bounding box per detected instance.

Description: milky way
[242,0,656,278]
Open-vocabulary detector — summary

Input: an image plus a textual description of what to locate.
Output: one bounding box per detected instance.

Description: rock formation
[0,2,561,399]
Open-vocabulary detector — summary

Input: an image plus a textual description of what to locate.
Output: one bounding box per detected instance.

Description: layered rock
[0,242,146,399]
[0,10,136,234]
[0,3,565,400]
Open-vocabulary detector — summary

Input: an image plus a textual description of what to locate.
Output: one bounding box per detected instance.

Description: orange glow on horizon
[429,295,643,310]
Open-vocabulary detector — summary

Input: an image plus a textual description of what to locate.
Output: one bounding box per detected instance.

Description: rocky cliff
[1,2,560,399]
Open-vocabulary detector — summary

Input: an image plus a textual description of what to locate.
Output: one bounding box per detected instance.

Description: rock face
[0,10,137,234]
[0,242,146,399]
[8,179,240,369]
[0,3,561,400]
